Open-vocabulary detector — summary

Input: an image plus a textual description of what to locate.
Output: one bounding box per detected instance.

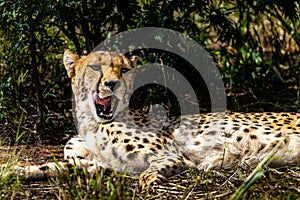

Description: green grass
[0,145,299,199]
[48,164,300,199]
[0,146,21,199]
[52,166,133,200]
[0,100,29,199]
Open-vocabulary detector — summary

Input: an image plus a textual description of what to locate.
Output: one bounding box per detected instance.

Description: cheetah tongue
[92,92,111,111]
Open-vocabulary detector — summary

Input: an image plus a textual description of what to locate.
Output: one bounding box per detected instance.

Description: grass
[230,140,284,200]
[0,168,20,199]
[46,163,299,199]
[52,166,133,200]
[0,145,21,200]
[0,132,299,199]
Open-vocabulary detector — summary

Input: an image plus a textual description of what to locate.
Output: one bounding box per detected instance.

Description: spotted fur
[14,50,300,188]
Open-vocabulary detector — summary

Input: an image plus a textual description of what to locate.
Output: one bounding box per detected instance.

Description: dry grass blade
[230,139,285,200]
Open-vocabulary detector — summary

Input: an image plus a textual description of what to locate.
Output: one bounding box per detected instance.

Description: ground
[1,144,300,199]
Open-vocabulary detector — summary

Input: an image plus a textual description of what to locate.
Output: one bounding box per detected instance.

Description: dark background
[0,0,299,144]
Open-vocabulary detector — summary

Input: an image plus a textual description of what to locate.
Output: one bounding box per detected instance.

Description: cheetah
[14,49,300,187]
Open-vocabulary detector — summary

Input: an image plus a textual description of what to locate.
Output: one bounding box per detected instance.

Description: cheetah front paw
[139,171,166,189]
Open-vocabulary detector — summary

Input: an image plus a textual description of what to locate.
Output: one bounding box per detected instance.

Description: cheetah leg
[139,153,195,188]
[64,135,102,173]
[8,136,102,180]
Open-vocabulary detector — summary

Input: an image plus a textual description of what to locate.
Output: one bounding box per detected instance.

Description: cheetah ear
[63,49,79,78]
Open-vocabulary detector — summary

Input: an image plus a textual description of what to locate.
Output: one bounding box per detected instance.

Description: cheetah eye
[89,64,102,71]
[121,68,130,74]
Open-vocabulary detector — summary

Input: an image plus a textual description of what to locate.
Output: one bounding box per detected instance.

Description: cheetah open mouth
[92,91,113,120]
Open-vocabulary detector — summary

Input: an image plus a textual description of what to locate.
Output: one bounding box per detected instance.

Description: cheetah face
[92,56,138,121]
[63,49,137,121]
[92,76,120,120]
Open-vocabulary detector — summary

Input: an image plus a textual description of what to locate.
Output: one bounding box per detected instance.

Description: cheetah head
[63,49,138,122]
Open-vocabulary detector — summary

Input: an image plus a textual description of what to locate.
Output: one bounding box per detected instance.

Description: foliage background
[0,0,299,143]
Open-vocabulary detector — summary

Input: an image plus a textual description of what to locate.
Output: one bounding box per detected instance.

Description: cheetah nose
[104,80,117,91]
